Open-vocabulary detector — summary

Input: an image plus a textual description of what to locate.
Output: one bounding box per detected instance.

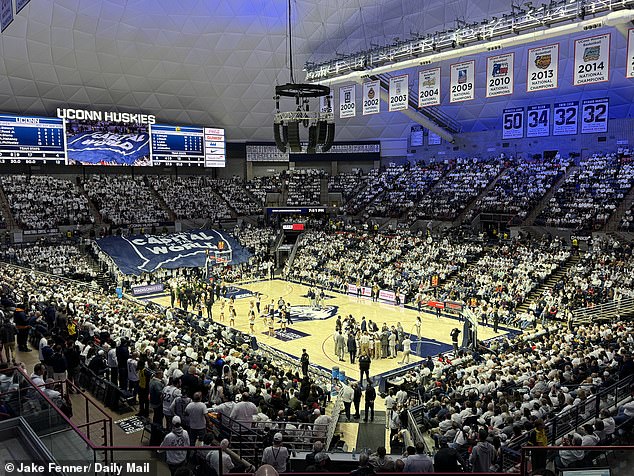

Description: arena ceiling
[1,0,633,142]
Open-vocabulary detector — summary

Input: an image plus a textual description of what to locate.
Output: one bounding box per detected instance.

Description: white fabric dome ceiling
[0,0,632,142]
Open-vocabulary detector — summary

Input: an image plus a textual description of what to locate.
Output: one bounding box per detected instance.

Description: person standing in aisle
[358,352,371,387]
[364,379,376,422]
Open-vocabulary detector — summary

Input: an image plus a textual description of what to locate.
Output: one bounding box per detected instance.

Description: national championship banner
[527,44,559,92]
[502,108,524,139]
[627,29,634,78]
[0,0,13,32]
[428,131,441,145]
[339,85,356,118]
[486,53,514,97]
[449,60,475,103]
[362,80,380,115]
[526,105,551,138]
[553,101,579,136]
[320,90,334,113]
[418,68,441,107]
[581,98,609,134]
[573,33,610,86]
[96,230,251,276]
[388,74,409,112]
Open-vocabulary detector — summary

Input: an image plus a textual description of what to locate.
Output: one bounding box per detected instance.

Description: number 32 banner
[574,34,610,85]
[450,61,475,103]
[388,74,409,112]
[581,98,608,134]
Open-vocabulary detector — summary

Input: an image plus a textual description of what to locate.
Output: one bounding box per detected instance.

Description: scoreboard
[0,115,66,164]
[0,110,225,167]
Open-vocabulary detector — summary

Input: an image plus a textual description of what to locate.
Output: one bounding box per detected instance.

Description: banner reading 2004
[450,61,475,103]
[418,68,441,107]
[574,34,610,86]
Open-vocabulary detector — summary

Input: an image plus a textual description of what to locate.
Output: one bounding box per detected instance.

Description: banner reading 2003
[450,61,475,103]
[574,34,610,86]
[388,74,409,112]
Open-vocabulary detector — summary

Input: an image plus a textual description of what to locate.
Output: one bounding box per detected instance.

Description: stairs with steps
[603,184,634,231]
[515,253,580,314]
[522,165,579,226]
[211,188,239,219]
[76,180,104,226]
[0,185,17,229]
[143,177,176,221]
[452,166,511,226]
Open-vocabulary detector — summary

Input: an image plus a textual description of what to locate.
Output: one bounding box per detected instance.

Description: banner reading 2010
[574,34,610,86]
[450,61,475,103]
[486,53,514,97]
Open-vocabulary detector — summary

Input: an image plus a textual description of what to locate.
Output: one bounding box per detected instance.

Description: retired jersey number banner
[388,74,409,112]
[553,101,579,136]
[581,98,608,134]
[527,44,559,92]
[574,34,610,86]
[362,80,380,115]
[502,108,524,139]
[0,0,13,32]
[96,230,251,276]
[526,105,550,138]
[450,60,475,103]
[486,53,514,97]
[627,29,634,78]
[339,85,356,118]
[418,68,441,107]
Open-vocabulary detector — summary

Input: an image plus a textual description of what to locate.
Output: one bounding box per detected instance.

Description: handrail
[572,295,634,324]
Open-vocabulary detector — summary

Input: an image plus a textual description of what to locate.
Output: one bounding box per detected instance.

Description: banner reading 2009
[388,75,409,112]
[450,61,475,103]
[574,34,610,86]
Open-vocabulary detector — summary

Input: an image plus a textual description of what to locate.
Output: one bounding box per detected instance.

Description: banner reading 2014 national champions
[96,230,251,276]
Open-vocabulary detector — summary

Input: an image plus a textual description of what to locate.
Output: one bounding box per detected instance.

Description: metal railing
[572,295,634,324]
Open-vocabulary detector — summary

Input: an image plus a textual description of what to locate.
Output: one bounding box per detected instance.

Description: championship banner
[527,44,559,92]
[339,85,356,118]
[573,33,610,86]
[581,98,608,134]
[319,90,334,113]
[0,0,13,32]
[486,53,514,97]
[96,230,251,276]
[502,108,524,139]
[449,60,475,103]
[388,74,409,112]
[553,101,579,136]
[526,105,551,138]
[428,131,441,145]
[627,29,634,78]
[418,68,441,107]
[362,80,380,115]
[16,0,31,14]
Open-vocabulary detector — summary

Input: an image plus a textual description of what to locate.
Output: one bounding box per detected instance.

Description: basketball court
[150,279,512,381]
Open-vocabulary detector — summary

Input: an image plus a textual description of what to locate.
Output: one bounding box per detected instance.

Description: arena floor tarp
[96,229,251,275]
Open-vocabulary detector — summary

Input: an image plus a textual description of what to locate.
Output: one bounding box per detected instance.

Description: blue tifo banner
[66,132,151,166]
[96,230,251,276]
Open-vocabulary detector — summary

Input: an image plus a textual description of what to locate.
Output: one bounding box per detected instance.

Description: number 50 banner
[388,74,409,112]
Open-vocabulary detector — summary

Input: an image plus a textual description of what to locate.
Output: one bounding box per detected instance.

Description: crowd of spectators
[620,204,634,232]
[327,171,367,204]
[0,175,94,230]
[84,176,169,226]
[407,158,503,222]
[210,178,262,216]
[0,243,98,281]
[536,153,634,230]
[245,175,283,205]
[344,166,403,216]
[465,157,567,224]
[149,176,231,222]
[285,169,325,206]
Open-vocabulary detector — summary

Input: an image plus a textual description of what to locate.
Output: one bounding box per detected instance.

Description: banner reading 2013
[388,75,409,112]
[574,34,610,86]
[527,44,559,92]
[450,61,475,103]
[418,68,441,107]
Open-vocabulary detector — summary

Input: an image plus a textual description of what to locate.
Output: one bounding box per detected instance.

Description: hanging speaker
[307,125,317,154]
[287,122,301,152]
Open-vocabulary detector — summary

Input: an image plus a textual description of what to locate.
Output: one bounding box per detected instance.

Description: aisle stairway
[143,177,176,221]
[522,165,579,226]
[76,180,104,225]
[0,185,17,229]
[452,165,511,226]
[604,184,634,231]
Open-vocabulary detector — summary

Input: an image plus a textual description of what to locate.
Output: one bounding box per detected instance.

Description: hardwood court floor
[151,279,507,381]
